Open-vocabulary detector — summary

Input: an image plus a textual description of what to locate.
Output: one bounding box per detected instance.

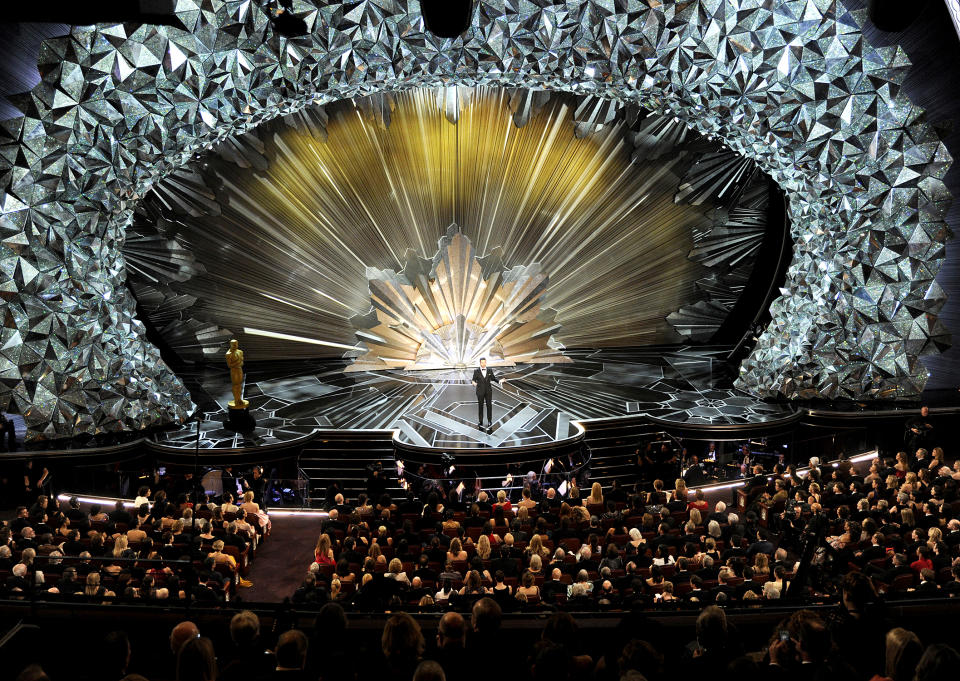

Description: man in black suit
[915,568,940,595]
[541,568,567,601]
[490,545,519,577]
[905,405,933,452]
[341,537,365,566]
[471,358,503,431]
[108,500,133,530]
[320,509,346,535]
[865,552,911,583]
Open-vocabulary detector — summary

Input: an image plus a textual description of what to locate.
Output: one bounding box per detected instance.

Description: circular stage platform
[154,348,798,451]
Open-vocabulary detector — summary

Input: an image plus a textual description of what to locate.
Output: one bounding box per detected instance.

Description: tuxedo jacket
[472,367,499,396]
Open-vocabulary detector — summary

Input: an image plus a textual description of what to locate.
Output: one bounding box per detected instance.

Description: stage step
[296,422,674,506]
[298,435,398,507]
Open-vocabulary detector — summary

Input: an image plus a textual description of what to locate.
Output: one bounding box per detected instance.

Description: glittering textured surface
[134,86,712,362]
[347,225,571,371]
[0,1,952,441]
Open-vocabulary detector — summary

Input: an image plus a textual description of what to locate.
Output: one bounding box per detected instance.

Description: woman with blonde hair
[753,552,770,576]
[84,572,112,600]
[689,508,703,527]
[241,490,271,535]
[902,472,918,495]
[475,534,492,560]
[493,489,512,512]
[386,557,411,586]
[587,482,604,506]
[112,535,130,558]
[240,490,258,513]
[329,577,342,601]
[526,534,550,562]
[673,479,688,504]
[376,525,394,547]
[704,537,720,563]
[314,534,335,565]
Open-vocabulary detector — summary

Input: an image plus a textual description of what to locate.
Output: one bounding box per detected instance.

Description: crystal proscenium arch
[0,1,951,441]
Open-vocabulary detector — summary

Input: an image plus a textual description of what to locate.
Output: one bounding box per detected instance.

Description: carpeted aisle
[238,514,320,603]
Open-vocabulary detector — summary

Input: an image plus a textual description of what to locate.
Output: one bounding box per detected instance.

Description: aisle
[239,514,320,603]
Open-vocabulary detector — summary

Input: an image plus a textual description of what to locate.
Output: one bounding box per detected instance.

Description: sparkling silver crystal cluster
[0,1,952,440]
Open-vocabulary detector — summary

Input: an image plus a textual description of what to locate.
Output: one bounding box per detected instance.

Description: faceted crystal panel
[0,1,952,440]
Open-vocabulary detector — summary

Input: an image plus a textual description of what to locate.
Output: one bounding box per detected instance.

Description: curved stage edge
[4,403,955,464]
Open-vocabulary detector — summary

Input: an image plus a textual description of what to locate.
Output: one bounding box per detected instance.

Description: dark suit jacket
[877,564,911,584]
[472,367,499,396]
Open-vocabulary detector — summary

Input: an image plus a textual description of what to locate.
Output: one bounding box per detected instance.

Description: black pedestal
[223,406,256,432]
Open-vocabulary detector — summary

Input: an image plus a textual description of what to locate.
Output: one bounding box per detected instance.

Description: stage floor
[155,347,796,450]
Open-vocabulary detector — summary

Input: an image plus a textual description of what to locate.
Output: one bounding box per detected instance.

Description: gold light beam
[169,87,712,358]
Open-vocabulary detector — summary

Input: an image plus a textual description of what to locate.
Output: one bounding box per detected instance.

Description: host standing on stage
[472,358,503,432]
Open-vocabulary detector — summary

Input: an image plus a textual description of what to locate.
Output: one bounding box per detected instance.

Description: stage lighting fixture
[421,0,474,38]
[867,0,928,32]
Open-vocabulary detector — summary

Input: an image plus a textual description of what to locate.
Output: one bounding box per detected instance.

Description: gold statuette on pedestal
[225,339,249,409]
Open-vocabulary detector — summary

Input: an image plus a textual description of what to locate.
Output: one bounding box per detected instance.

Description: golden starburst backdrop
[165,87,714,359]
[346,227,571,371]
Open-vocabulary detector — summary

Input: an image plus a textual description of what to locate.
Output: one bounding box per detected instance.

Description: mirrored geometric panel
[0,1,952,441]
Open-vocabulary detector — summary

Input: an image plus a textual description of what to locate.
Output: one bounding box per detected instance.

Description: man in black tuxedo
[905,405,933,452]
[471,358,503,431]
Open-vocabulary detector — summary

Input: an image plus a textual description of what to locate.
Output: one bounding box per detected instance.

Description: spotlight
[421,0,474,38]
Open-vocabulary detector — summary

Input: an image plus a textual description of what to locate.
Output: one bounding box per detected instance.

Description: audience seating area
[0,488,268,604]
[4,439,960,681]
[289,448,960,613]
